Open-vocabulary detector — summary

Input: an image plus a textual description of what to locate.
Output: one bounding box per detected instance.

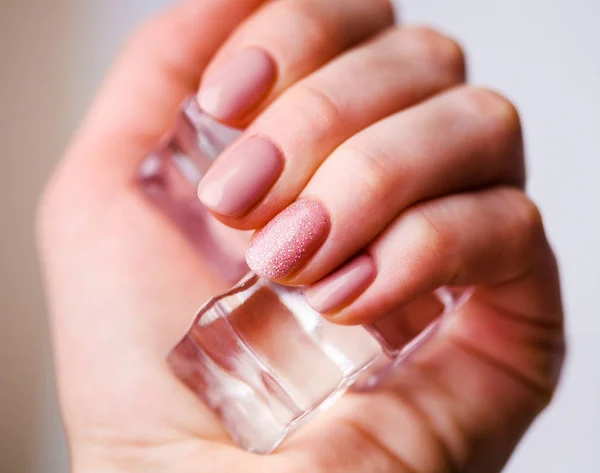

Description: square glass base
[168,274,384,453]
[137,97,473,453]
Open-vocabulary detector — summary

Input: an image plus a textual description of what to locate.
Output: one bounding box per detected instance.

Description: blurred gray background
[1,0,598,471]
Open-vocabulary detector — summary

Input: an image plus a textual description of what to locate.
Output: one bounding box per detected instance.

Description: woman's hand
[37,1,564,472]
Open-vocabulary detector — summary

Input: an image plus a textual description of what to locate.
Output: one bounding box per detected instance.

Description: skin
[37,1,565,472]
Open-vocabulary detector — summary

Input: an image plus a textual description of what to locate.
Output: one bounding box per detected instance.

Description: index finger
[56,0,267,203]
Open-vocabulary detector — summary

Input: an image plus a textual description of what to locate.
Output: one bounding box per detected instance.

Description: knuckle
[281,0,395,48]
[280,1,333,48]
[458,86,522,139]
[121,14,187,79]
[403,26,467,81]
[293,84,344,136]
[378,0,398,26]
[115,9,202,86]
[516,195,546,245]
[501,188,547,255]
[416,208,445,252]
[342,142,398,202]
[411,206,456,276]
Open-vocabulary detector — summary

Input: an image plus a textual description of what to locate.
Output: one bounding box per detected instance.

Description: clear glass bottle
[137,98,470,454]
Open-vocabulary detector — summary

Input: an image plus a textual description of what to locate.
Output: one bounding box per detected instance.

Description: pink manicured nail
[305,255,376,313]
[198,136,284,216]
[198,48,277,121]
[246,199,330,280]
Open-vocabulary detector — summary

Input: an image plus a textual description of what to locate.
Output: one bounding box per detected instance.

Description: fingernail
[305,255,376,313]
[198,136,284,216]
[246,199,330,280]
[198,48,277,121]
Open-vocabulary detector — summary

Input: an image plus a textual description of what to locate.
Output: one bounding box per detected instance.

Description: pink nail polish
[198,135,284,216]
[198,48,276,122]
[305,255,377,313]
[246,199,330,280]
[137,97,473,454]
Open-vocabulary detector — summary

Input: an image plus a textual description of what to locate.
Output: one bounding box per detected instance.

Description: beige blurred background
[1,1,70,472]
[1,0,599,472]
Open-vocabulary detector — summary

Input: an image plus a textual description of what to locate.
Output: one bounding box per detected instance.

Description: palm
[38,5,564,472]
[42,188,562,472]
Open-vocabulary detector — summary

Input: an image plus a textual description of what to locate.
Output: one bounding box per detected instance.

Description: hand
[37,1,564,472]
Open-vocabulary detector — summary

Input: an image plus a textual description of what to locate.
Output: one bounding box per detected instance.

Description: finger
[288,190,563,473]
[197,0,395,124]
[327,252,563,473]
[39,0,270,445]
[198,26,466,221]
[306,187,545,323]
[321,278,563,473]
[54,0,267,208]
[245,86,524,283]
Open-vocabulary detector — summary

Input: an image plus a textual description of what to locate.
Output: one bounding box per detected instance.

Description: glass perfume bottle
[138,97,470,454]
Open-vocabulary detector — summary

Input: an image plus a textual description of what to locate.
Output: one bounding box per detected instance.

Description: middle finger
[197,26,466,223]
[246,86,525,284]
